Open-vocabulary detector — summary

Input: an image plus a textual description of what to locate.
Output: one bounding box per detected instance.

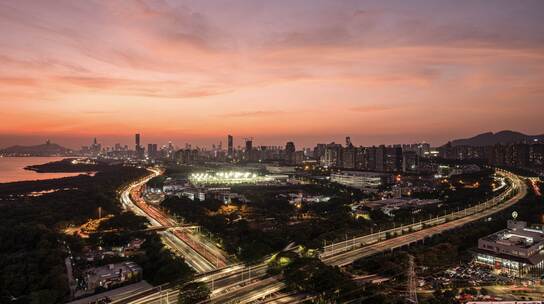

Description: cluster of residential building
[81,135,177,160]
[71,134,544,183]
[440,142,544,175]
[84,134,436,173]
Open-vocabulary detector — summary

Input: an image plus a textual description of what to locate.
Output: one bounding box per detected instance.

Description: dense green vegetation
[162,196,283,261]
[77,214,195,288]
[134,234,194,286]
[352,252,409,279]
[161,192,364,261]
[177,281,210,304]
[98,212,149,232]
[24,158,109,173]
[0,224,68,304]
[350,179,543,303]
[147,175,167,188]
[0,164,147,303]
[282,257,356,302]
[161,169,498,262]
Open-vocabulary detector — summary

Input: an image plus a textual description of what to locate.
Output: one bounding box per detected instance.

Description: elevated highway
[119,167,227,273]
[115,169,528,303]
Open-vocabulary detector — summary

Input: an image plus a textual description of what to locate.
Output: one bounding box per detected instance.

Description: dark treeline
[0,161,137,196]
[162,190,362,261]
[0,164,148,304]
[24,158,110,173]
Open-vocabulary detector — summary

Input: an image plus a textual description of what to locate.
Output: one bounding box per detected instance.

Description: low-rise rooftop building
[474,220,544,279]
[330,171,392,192]
[84,262,142,291]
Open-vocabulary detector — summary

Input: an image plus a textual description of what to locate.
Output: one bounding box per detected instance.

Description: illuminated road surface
[117,169,527,304]
[321,171,527,267]
[320,169,523,259]
[115,263,272,304]
[119,168,217,273]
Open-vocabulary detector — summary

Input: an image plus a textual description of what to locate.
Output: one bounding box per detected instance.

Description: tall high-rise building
[245,138,253,161]
[346,136,352,148]
[135,133,144,159]
[314,144,327,161]
[384,146,402,172]
[135,133,140,148]
[402,151,418,173]
[322,143,342,167]
[342,146,356,168]
[147,143,158,159]
[227,135,233,159]
[91,137,101,156]
[375,145,385,172]
[285,141,296,165]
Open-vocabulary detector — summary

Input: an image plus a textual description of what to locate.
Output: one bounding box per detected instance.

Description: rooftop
[481,221,544,249]
[332,171,391,177]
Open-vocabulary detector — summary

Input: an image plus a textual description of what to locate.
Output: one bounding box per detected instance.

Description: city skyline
[4,129,544,151]
[3,2,544,303]
[1,0,544,148]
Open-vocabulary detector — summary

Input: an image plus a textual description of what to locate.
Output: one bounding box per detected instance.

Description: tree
[178,282,210,304]
[99,212,149,231]
[282,257,356,301]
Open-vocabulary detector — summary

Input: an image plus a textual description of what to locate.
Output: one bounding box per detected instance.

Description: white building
[330,171,392,191]
[474,221,544,278]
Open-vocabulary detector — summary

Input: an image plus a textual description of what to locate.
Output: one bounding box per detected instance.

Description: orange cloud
[0,1,543,148]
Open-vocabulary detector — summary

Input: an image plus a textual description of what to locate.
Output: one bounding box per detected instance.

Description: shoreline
[0,157,87,184]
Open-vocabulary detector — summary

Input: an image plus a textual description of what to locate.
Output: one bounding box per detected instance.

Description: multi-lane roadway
[119,168,226,273]
[116,168,528,304]
[322,172,525,266]
[321,169,526,265]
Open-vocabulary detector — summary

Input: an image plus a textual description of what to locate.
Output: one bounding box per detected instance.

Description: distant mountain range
[0,141,73,156]
[448,130,544,147]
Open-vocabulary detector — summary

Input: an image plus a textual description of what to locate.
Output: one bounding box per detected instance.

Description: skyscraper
[228,135,233,159]
[245,138,253,161]
[285,141,296,165]
[135,133,144,159]
[346,136,352,148]
[91,137,101,156]
[147,143,158,159]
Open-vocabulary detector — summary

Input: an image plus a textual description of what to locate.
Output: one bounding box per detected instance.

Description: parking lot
[424,262,515,289]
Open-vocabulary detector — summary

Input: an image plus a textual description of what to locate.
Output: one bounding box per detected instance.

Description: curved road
[117,169,528,304]
[322,170,527,266]
[119,167,217,273]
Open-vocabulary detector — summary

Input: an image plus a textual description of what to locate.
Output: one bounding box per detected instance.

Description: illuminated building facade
[330,171,392,191]
[474,220,544,279]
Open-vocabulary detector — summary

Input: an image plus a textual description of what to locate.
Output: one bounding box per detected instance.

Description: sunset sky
[1,0,543,149]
